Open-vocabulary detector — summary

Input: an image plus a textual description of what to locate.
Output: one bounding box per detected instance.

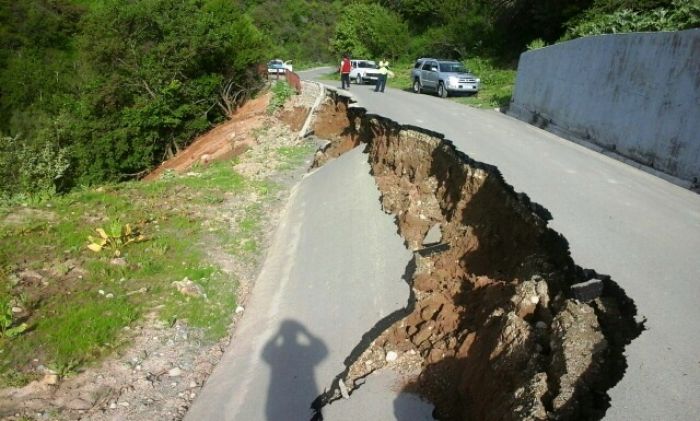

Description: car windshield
[439,62,468,73]
[359,61,377,68]
[268,60,284,68]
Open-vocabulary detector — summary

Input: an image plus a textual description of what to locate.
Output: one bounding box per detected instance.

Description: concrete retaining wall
[508,29,700,185]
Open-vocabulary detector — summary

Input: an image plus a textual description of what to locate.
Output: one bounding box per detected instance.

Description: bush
[0,135,70,198]
[563,0,700,39]
[527,39,548,50]
[459,57,517,109]
[267,82,296,114]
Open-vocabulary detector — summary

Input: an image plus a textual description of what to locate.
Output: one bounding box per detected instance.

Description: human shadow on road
[262,319,328,421]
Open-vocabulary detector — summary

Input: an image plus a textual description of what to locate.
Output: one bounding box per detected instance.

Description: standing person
[374,59,393,93]
[339,54,351,90]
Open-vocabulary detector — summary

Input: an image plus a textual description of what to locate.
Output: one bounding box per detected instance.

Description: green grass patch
[0,292,138,381]
[160,265,237,340]
[42,296,138,372]
[0,159,273,386]
[454,57,516,109]
[224,202,264,259]
[387,61,414,91]
[275,141,317,170]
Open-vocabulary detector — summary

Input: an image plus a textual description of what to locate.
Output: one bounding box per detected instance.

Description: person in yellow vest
[374,59,394,93]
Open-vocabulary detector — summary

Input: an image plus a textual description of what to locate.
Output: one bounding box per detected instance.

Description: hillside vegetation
[0,85,318,390]
[1,0,697,199]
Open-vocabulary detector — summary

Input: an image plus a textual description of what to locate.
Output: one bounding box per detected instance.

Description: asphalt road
[185,146,421,420]
[300,68,700,420]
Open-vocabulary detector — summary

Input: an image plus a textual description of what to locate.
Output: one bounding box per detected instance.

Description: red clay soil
[279,106,308,132]
[310,97,361,167]
[144,94,270,181]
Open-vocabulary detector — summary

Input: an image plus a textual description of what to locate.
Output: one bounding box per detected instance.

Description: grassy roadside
[0,160,276,386]
[276,142,318,171]
[388,57,516,109]
[455,58,516,109]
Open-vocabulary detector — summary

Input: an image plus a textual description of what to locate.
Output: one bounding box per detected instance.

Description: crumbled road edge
[310,91,643,421]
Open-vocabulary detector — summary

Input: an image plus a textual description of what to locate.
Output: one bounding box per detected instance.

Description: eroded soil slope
[312,93,643,420]
[0,82,320,421]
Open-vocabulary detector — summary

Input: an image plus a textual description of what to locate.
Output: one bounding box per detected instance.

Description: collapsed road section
[310,91,643,421]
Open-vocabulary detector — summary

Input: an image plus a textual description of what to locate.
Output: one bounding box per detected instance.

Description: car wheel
[438,82,448,98]
[412,79,421,94]
[355,75,363,84]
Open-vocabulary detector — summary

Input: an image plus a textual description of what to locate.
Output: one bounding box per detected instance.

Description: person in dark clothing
[339,54,351,90]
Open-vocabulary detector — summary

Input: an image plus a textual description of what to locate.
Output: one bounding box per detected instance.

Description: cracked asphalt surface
[301,68,700,420]
[185,146,416,420]
[187,69,700,421]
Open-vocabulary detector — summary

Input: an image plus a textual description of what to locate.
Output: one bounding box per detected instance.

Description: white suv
[349,60,381,84]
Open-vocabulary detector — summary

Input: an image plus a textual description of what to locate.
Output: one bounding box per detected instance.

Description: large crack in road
[309,91,643,421]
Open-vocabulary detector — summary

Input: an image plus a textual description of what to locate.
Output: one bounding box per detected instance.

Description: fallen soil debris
[310,91,643,420]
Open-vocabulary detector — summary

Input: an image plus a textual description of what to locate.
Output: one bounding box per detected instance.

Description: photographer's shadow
[262,319,328,421]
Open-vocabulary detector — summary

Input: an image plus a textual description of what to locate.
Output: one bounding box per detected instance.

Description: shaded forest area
[1,0,697,198]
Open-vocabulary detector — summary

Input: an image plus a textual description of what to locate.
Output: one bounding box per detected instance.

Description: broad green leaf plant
[87,222,146,257]
[0,299,27,339]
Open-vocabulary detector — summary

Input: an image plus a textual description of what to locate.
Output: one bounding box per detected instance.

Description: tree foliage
[487,0,596,49]
[563,0,700,39]
[247,0,342,64]
[0,135,70,198]
[67,0,271,184]
[0,0,82,131]
[1,0,696,197]
[331,3,410,60]
[381,0,440,31]
[0,0,272,195]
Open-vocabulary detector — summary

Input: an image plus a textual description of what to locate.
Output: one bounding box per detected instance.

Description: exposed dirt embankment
[312,92,642,420]
[0,83,321,421]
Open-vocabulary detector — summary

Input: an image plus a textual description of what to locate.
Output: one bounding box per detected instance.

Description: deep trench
[307,91,643,421]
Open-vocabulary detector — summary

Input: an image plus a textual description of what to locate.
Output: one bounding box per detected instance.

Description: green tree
[381,0,440,31]
[0,0,82,132]
[331,3,410,60]
[248,0,342,64]
[66,0,272,184]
